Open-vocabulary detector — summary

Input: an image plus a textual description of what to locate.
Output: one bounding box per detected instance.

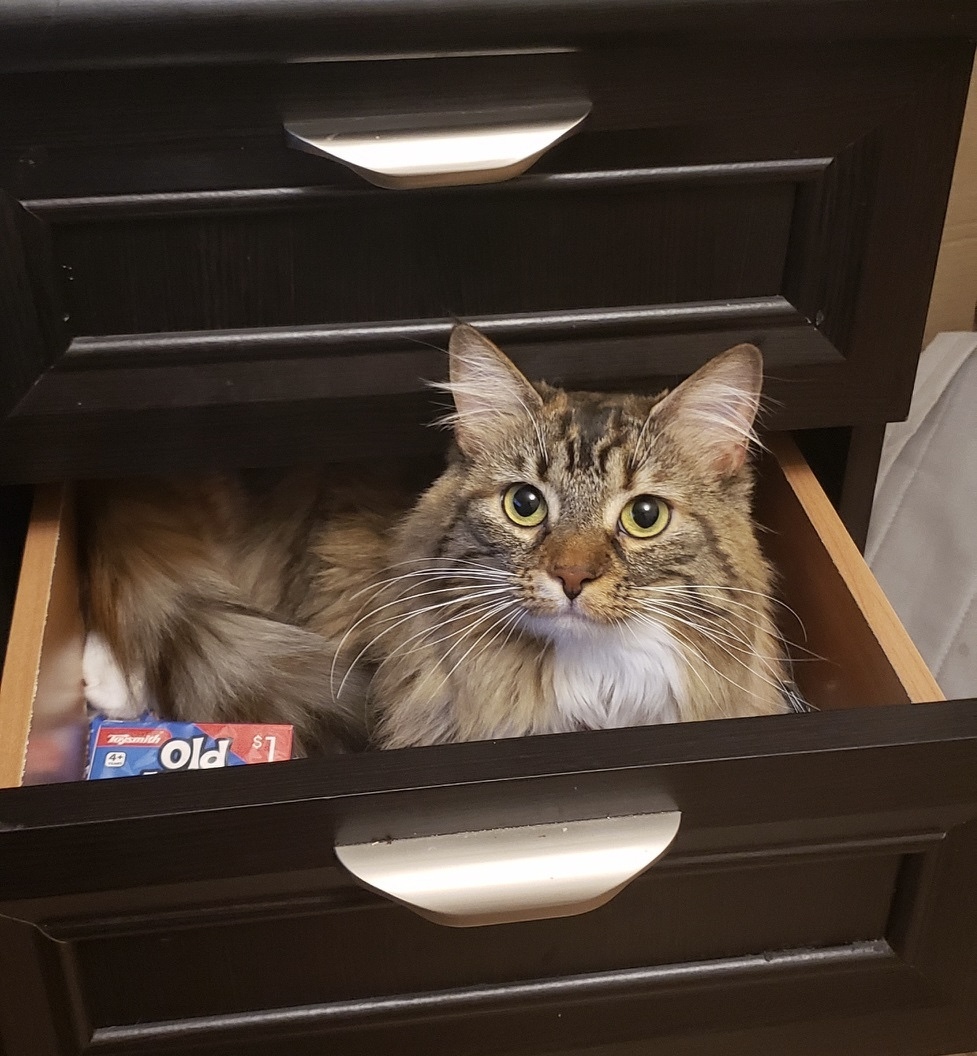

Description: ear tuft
[436,325,544,457]
[652,344,763,476]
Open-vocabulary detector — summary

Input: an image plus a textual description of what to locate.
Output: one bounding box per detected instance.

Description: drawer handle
[284,101,590,190]
[335,811,681,927]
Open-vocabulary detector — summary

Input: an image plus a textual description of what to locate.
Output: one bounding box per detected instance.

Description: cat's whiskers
[337,593,514,700]
[349,577,511,625]
[640,583,808,642]
[639,584,823,661]
[648,598,815,673]
[335,581,511,669]
[417,600,525,701]
[376,593,522,671]
[346,566,512,611]
[636,601,787,699]
[629,614,733,718]
[635,594,783,662]
[636,598,775,675]
[332,586,515,698]
[348,565,515,606]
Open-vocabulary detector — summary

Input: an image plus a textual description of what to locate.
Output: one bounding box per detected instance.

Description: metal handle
[284,101,590,190]
[335,811,681,927]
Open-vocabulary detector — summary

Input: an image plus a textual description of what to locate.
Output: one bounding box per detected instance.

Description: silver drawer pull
[335,811,681,927]
[284,102,590,189]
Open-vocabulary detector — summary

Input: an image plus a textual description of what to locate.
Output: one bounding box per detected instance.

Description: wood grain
[0,0,976,72]
[758,434,943,709]
[0,41,970,481]
[0,485,83,789]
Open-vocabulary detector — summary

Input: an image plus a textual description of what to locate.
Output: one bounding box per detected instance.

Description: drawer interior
[0,433,940,790]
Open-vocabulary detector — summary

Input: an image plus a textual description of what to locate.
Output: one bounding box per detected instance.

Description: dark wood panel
[77,852,900,1026]
[24,161,828,222]
[3,703,977,902]
[837,423,888,550]
[0,44,945,201]
[0,41,969,482]
[51,181,795,336]
[0,364,881,483]
[0,0,975,73]
[57,298,820,369]
[2,703,977,1054]
[80,943,927,1055]
[0,193,65,416]
[0,917,85,1056]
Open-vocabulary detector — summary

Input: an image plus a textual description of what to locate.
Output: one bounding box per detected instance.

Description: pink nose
[553,565,599,600]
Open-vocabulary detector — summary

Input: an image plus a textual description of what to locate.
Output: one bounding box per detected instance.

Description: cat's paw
[82,632,151,719]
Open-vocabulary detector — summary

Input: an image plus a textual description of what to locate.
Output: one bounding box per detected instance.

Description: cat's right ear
[441,325,543,457]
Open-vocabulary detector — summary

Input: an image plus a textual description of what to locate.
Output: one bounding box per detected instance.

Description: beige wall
[925,61,977,344]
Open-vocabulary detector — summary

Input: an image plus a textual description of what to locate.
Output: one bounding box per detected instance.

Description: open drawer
[0,436,976,1056]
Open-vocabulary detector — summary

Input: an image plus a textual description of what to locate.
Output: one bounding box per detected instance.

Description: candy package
[87,716,293,779]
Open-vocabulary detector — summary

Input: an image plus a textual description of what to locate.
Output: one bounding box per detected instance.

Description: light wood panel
[757,433,943,709]
[0,484,84,788]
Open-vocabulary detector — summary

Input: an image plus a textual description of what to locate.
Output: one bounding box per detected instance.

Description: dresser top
[0,0,975,72]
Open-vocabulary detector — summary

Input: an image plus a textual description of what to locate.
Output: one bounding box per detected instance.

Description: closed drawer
[1,437,976,1056]
[0,39,971,480]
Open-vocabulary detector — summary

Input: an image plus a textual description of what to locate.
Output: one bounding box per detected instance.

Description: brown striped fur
[79,326,788,752]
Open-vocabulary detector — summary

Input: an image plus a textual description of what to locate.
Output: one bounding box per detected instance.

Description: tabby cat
[80,325,789,751]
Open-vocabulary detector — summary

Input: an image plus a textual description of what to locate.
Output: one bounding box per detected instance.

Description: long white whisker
[640,584,808,641]
[637,603,786,697]
[635,597,783,660]
[419,601,523,700]
[337,593,511,700]
[633,614,743,715]
[333,587,513,698]
[348,567,514,605]
[639,585,821,659]
[632,615,731,718]
[332,582,510,690]
[377,594,521,670]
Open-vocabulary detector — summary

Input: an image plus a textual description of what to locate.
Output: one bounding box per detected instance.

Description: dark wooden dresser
[1,3,977,1055]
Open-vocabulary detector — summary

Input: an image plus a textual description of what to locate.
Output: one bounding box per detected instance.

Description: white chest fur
[549,619,685,731]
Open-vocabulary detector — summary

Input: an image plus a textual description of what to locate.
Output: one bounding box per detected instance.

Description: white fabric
[866,332,977,699]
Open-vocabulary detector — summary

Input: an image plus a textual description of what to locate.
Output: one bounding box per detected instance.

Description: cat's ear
[651,344,763,476]
[441,325,543,456]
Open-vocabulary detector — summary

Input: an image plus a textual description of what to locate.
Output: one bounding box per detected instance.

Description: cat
[79,324,789,752]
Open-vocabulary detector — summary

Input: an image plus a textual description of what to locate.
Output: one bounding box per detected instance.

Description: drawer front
[2,709,977,1056]
[1,438,974,1056]
[0,40,971,480]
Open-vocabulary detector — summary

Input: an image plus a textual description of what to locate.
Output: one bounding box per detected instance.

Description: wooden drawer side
[757,435,943,710]
[0,484,85,789]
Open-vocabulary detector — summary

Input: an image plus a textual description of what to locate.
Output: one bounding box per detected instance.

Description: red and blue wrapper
[87,716,293,779]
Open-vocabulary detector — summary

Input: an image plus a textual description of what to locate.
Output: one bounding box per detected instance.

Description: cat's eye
[619,495,671,539]
[502,483,548,527]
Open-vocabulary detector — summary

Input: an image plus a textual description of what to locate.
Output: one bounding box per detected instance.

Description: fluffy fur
[79,325,789,751]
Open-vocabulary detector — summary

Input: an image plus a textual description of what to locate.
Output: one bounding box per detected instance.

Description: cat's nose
[553,565,599,600]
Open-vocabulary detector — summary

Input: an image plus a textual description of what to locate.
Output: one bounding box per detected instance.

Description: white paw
[83,632,152,719]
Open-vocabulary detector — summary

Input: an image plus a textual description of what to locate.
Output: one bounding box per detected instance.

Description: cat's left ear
[651,344,763,476]
[441,325,543,457]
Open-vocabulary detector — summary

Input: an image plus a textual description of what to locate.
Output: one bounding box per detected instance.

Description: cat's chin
[523,607,616,643]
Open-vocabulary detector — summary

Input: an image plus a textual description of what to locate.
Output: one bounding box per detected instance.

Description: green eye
[503,483,547,527]
[620,495,670,539]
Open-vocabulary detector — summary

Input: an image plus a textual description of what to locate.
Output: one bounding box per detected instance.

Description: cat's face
[405,326,766,645]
